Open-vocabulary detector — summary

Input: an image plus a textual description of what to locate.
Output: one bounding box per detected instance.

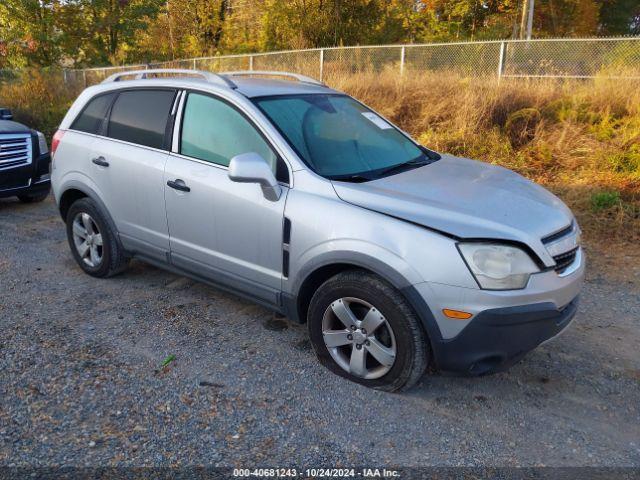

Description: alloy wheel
[72,212,103,268]
[321,297,397,379]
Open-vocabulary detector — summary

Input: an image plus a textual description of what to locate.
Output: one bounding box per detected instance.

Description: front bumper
[0,151,51,199]
[432,296,579,374]
[404,247,585,375]
[0,175,50,198]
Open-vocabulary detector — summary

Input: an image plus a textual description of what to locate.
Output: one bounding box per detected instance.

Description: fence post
[497,41,506,81]
[400,45,406,76]
[82,70,87,88]
[249,55,254,71]
[319,49,324,82]
[193,58,197,70]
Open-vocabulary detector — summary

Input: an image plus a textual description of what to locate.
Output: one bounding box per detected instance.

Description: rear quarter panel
[51,130,98,204]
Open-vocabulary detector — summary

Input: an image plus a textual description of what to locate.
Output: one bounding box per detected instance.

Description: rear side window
[71,93,115,134]
[107,89,176,149]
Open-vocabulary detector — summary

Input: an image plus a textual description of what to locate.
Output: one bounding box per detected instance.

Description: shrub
[0,69,79,139]
[590,190,621,211]
[504,108,541,147]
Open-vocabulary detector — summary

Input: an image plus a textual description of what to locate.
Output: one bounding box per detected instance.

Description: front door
[164,91,289,304]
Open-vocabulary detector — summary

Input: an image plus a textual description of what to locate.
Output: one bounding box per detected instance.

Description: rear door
[92,88,177,259]
[56,92,116,198]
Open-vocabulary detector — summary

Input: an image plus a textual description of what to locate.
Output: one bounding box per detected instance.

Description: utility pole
[526,0,535,40]
[166,0,175,59]
[519,0,527,39]
[519,0,535,39]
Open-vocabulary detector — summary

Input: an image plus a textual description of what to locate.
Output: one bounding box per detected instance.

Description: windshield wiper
[328,173,374,183]
[374,157,434,179]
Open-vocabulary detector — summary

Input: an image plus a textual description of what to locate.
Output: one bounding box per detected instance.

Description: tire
[308,270,429,392]
[18,190,50,203]
[65,197,128,278]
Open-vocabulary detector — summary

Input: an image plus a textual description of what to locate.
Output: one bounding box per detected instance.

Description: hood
[331,154,574,267]
[0,120,31,134]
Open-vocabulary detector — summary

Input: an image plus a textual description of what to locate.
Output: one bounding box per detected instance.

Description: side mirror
[228,152,282,202]
[0,108,13,120]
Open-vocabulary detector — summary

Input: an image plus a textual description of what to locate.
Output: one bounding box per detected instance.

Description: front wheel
[307,270,429,392]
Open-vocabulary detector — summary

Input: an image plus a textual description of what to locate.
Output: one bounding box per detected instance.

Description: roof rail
[101,69,236,88]
[220,70,324,86]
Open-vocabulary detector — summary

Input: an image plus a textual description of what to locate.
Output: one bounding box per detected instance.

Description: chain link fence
[3,37,639,90]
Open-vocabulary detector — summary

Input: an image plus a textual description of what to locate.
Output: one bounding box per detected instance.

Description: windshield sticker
[361,112,393,129]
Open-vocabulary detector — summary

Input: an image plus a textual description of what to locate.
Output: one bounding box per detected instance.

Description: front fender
[288,239,424,295]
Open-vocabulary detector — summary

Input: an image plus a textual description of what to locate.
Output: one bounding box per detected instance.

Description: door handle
[167,179,191,192]
[92,156,109,167]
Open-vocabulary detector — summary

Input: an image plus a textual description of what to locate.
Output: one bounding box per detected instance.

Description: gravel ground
[0,195,638,468]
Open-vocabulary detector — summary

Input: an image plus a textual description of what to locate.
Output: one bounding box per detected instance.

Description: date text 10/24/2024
[233,468,401,478]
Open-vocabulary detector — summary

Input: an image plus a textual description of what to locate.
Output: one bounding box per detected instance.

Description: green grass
[590,190,621,211]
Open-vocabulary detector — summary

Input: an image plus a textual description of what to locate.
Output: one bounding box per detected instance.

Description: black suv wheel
[17,190,50,203]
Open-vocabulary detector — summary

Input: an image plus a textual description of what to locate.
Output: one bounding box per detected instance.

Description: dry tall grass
[1,69,639,256]
[0,70,78,139]
[329,71,640,250]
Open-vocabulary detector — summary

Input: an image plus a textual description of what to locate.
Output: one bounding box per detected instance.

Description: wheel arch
[288,260,444,370]
[57,182,120,243]
[285,246,445,356]
[59,188,88,221]
[288,250,421,323]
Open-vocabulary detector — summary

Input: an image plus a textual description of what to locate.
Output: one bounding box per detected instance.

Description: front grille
[553,247,578,273]
[542,223,574,245]
[0,134,32,170]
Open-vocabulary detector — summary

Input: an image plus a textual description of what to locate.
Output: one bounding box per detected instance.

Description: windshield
[253,94,435,180]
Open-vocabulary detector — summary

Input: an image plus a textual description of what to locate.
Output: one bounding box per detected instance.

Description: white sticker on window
[361,112,393,129]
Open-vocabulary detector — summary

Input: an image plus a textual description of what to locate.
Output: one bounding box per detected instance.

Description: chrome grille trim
[0,133,32,170]
[557,248,582,277]
[542,222,574,244]
[544,223,581,258]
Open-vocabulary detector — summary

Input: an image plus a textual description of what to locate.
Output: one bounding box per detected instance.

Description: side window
[71,93,115,134]
[180,92,287,182]
[107,89,176,149]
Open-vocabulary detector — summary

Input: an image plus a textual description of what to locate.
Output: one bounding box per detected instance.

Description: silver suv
[51,69,584,391]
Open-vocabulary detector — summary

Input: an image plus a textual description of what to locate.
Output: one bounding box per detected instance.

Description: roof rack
[220,70,324,86]
[100,68,325,89]
[101,69,236,88]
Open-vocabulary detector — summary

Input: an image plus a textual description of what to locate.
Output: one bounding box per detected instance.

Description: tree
[599,0,640,35]
[262,0,384,50]
[0,0,61,67]
[83,0,164,64]
[1,0,638,69]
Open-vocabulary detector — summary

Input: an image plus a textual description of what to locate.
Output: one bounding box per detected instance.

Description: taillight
[51,129,65,159]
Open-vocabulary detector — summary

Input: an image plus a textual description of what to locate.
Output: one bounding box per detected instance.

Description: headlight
[458,243,540,290]
[36,131,48,155]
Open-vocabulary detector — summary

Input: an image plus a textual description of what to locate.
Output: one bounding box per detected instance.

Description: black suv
[0,108,51,203]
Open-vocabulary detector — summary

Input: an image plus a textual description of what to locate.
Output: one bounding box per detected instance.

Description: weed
[591,191,621,211]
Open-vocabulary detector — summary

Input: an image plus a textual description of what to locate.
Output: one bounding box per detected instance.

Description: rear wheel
[308,270,429,392]
[17,190,50,203]
[65,197,128,277]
